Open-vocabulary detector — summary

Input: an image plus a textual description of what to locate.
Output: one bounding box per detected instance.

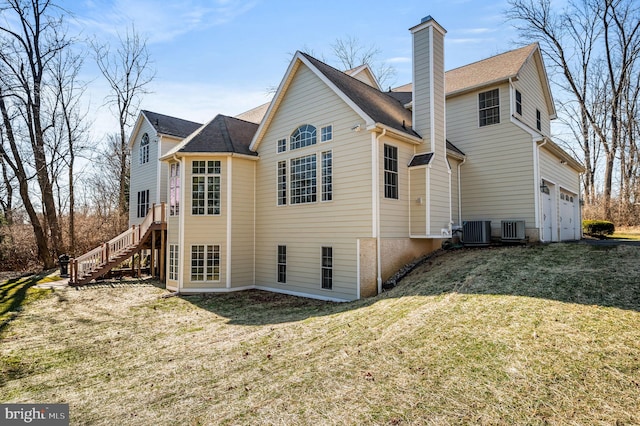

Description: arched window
[140,133,150,164]
[290,124,316,150]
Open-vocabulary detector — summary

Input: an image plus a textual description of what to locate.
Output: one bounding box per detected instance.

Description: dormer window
[479,89,500,127]
[290,124,316,150]
[140,133,150,164]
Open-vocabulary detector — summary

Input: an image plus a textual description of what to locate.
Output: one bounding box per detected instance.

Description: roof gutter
[367,123,422,145]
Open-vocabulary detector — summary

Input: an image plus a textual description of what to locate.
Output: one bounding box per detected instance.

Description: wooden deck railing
[70,203,166,284]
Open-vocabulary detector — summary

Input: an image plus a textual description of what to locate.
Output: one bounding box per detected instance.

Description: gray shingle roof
[142,110,202,138]
[446,140,465,156]
[300,53,419,139]
[409,153,434,167]
[176,114,258,156]
[391,43,540,97]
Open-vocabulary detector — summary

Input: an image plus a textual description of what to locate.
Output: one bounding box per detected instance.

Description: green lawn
[0,272,54,332]
[1,243,639,425]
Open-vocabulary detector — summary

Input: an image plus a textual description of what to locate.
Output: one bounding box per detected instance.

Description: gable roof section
[391,43,555,117]
[445,43,538,95]
[161,115,258,160]
[127,110,202,149]
[446,140,465,157]
[250,52,420,151]
[142,110,202,138]
[302,53,418,139]
[235,101,271,124]
[344,64,382,90]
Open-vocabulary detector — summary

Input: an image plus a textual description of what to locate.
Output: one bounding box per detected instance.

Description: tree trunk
[0,92,54,268]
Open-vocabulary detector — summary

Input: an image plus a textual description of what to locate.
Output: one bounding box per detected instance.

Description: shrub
[582,220,615,237]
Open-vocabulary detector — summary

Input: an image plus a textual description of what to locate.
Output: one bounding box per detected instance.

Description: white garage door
[560,190,577,241]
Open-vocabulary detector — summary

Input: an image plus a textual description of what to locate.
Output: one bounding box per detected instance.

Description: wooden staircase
[70,203,167,286]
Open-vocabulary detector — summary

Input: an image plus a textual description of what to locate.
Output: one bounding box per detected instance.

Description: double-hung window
[137,189,149,218]
[515,90,522,115]
[191,245,220,281]
[169,163,180,216]
[321,247,333,290]
[277,245,286,283]
[536,109,542,131]
[192,160,221,215]
[384,145,398,199]
[479,89,500,126]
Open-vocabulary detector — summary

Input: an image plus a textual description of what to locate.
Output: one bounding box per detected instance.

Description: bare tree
[0,138,14,224]
[0,0,77,267]
[507,0,640,220]
[50,47,89,254]
[92,26,155,229]
[331,36,397,88]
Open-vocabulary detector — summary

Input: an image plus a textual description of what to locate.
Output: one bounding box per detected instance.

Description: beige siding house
[128,15,583,301]
[128,111,201,226]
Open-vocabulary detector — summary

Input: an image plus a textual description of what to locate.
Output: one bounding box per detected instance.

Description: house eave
[446,75,516,98]
[159,151,259,162]
[367,123,422,145]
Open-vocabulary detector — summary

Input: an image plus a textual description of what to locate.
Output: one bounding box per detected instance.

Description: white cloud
[458,28,495,35]
[448,38,493,45]
[386,56,411,64]
[141,81,271,122]
[73,0,258,44]
[86,79,271,145]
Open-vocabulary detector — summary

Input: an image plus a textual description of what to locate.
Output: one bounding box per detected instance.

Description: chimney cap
[410,15,447,35]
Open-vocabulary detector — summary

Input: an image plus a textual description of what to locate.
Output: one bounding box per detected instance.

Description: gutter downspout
[156,135,163,205]
[375,128,386,295]
[535,139,547,242]
[226,156,232,289]
[173,154,185,293]
[457,157,466,225]
[376,129,387,294]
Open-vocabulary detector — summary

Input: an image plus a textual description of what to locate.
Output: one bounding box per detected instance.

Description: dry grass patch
[1,243,639,425]
[613,226,640,240]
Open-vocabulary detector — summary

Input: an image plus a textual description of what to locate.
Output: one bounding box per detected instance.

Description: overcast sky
[55,0,521,141]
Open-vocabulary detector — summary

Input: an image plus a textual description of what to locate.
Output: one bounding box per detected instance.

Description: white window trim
[277,160,287,207]
[277,137,287,154]
[321,246,333,290]
[168,244,179,281]
[190,244,221,282]
[478,88,500,128]
[277,244,286,284]
[321,150,333,203]
[320,124,333,143]
[191,160,222,216]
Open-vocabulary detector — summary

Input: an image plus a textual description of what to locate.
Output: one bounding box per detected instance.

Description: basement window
[321,246,333,290]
